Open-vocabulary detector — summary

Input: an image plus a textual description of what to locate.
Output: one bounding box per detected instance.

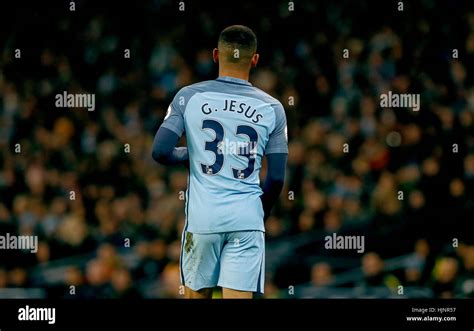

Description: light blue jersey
[161,76,288,234]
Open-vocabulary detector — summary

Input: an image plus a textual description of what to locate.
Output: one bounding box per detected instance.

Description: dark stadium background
[0,0,473,299]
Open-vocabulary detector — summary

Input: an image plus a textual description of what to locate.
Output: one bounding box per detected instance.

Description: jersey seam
[182,91,202,122]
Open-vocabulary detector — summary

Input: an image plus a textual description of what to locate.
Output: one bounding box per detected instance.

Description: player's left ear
[213,48,219,63]
[251,53,259,68]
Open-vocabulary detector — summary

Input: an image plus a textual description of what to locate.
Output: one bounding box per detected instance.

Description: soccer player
[152,25,288,299]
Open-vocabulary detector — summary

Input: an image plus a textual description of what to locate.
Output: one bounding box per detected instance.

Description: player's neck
[218,68,249,82]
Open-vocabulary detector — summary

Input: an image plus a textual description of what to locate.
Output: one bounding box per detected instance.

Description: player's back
[162,76,287,234]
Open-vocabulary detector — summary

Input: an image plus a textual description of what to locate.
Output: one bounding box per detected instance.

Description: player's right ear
[251,53,259,68]
[212,48,219,63]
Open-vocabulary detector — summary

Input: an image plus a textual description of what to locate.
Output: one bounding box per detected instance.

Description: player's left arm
[152,126,188,166]
[151,88,189,166]
[261,102,289,221]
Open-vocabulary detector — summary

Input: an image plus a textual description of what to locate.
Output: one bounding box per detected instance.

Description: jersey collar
[216,76,252,86]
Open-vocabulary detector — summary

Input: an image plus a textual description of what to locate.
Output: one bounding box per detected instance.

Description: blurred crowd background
[0,0,473,298]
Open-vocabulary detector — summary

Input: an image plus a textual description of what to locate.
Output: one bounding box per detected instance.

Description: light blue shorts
[180,230,265,293]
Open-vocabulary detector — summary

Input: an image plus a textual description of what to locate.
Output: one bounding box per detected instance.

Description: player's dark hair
[218,25,257,64]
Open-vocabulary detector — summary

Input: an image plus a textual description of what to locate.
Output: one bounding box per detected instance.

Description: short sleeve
[161,88,190,137]
[265,103,288,154]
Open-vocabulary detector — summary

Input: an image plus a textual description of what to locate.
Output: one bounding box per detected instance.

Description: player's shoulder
[252,86,286,121]
[171,81,216,111]
[248,86,287,129]
[176,80,217,96]
[250,86,284,109]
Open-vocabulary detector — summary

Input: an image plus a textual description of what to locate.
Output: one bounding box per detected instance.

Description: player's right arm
[261,153,287,220]
[261,102,289,221]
